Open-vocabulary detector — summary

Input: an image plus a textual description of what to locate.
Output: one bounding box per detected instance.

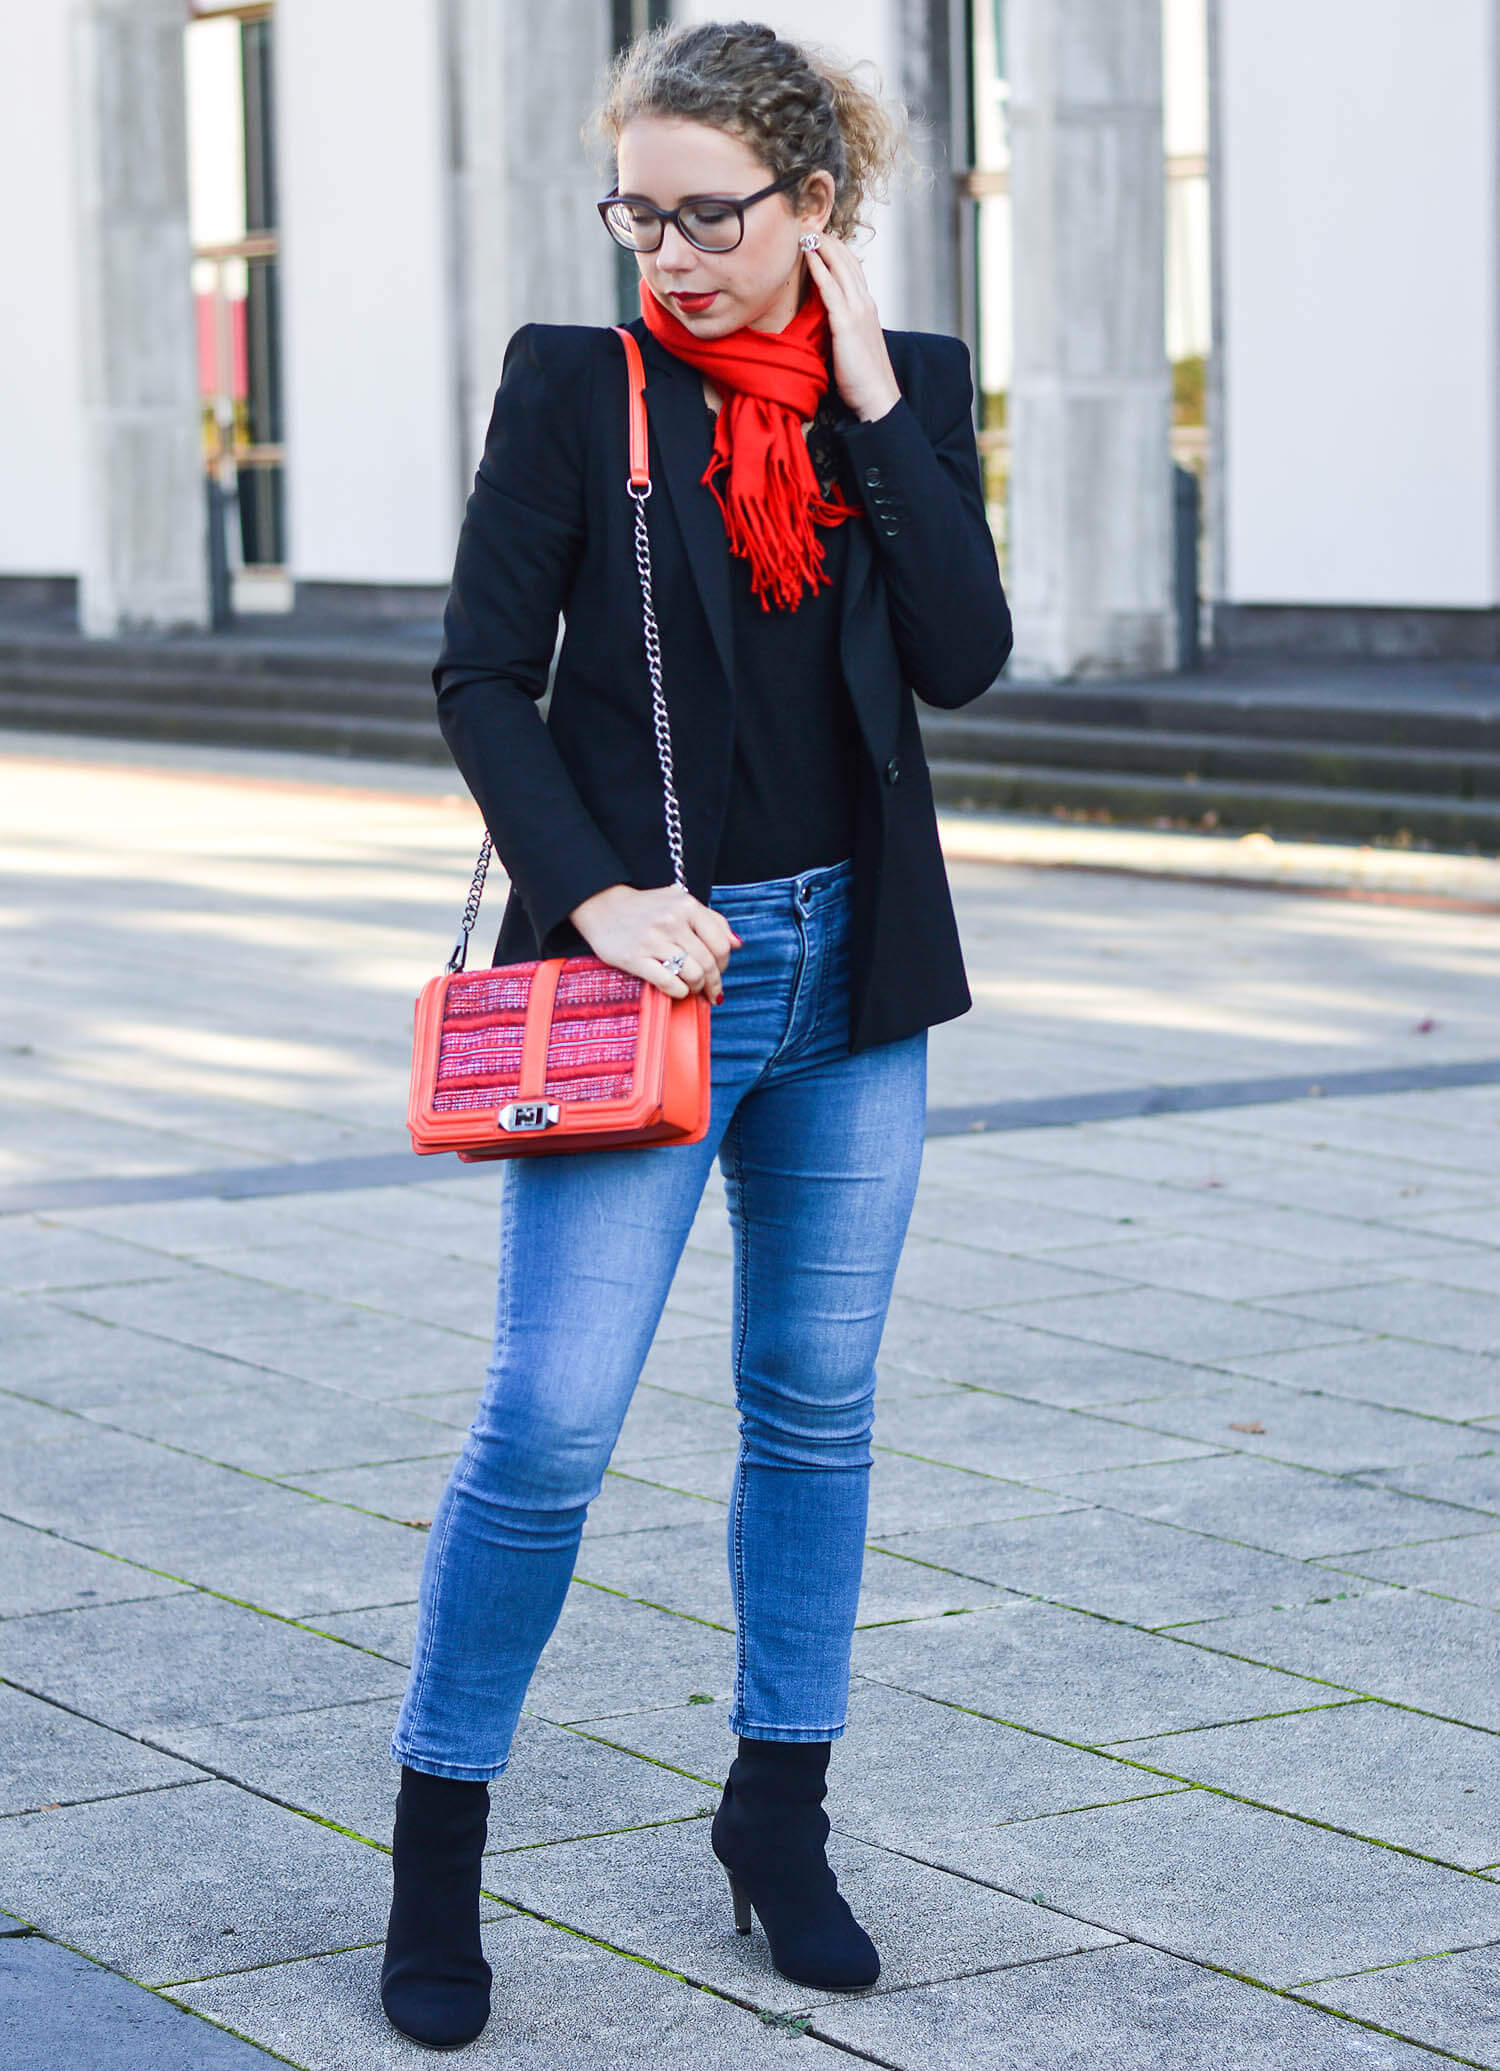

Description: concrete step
[919,715,1500,798]
[926,757,1500,846]
[0,632,430,688]
[979,681,1500,752]
[0,656,431,718]
[4,627,1498,846]
[0,688,448,763]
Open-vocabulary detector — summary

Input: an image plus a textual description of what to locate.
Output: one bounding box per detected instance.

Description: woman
[381,19,1011,2050]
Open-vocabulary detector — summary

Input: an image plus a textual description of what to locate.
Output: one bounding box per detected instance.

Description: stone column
[72,0,208,635]
[891,0,964,337]
[1006,0,1173,680]
[444,0,617,500]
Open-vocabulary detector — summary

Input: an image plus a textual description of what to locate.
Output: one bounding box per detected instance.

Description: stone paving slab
[1,1309,279,1410]
[1098,1377,1478,1476]
[610,1385,741,1465]
[1042,1230,1376,1303]
[573,1517,1012,1630]
[0,1931,286,2071]
[1186,1587,1500,1730]
[1383,1249,1500,1301]
[1,1590,408,1734]
[0,1219,188,1294]
[87,1377,464,1479]
[215,1312,492,1399]
[173,1913,855,2070]
[0,1391,99,1447]
[871,1295,1227,1390]
[0,1680,201,1814]
[1224,1337,1500,1422]
[600,1681,1174,1834]
[1138,1199,1488,1267]
[0,1779,401,1986]
[479,1817,1121,2017]
[808,1942,1451,2070]
[1045,1452,1489,1559]
[1264,1278,1500,1358]
[1317,1530,1500,1610]
[869,1386,1223,1482]
[904,1184,1136,1255]
[997,1284,1363,1364]
[1364,1452,1500,1516]
[277,1455,459,1526]
[166,1701,713,1852]
[890,1241,1125,1311]
[882,1506,1337,1630]
[0,1513,187,1619]
[198,1241,504,1340]
[1120,1699,1500,1868]
[1301,1946,1500,2064]
[927,1788,1500,1988]
[853,1597,1334,1744]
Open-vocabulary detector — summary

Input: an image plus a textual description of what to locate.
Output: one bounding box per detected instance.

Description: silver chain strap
[446,831,495,974]
[629,478,686,889]
[444,389,683,975]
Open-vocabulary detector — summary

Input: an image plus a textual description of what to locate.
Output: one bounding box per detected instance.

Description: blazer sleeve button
[885,756,901,785]
[864,467,884,487]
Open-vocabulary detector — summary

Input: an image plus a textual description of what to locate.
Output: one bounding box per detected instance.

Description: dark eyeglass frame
[597,169,811,254]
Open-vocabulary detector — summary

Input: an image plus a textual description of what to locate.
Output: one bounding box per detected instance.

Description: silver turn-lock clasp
[497,1100,561,1133]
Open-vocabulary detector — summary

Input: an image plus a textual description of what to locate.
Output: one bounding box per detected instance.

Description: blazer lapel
[636,329,736,696]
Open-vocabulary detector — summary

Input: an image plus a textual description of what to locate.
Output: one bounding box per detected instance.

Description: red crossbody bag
[406,327,712,1162]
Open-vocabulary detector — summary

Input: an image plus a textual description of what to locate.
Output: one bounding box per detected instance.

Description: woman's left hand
[803,235,902,424]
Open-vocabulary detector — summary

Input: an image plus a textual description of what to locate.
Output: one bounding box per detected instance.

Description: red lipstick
[671,291,720,315]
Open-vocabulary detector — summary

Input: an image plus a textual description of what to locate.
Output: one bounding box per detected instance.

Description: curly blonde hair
[590,20,907,242]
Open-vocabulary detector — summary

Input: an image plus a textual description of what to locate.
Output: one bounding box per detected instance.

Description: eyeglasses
[597,170,810,254]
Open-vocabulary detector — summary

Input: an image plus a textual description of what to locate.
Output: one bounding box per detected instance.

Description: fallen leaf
[1229,1420,1266,1434]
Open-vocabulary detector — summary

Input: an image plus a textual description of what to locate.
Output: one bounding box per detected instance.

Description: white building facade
[1,0,1495,669]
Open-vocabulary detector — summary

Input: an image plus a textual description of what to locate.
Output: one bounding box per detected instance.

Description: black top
[432,318,1013,1052]
[713,401,859,885]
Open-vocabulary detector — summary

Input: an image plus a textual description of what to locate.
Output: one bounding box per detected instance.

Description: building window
[186,0,287,613]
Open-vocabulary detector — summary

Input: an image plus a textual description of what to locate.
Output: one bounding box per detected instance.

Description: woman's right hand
[569,883,737,1003]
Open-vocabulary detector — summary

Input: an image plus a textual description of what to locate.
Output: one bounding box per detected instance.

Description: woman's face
[614,117,834,337]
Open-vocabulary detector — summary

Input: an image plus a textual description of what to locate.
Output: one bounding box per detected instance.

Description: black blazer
[434,314,1012,1053]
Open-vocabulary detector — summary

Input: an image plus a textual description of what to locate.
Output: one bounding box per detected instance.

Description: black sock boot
[380,1767,492,2050]
[710,1737,879,1991]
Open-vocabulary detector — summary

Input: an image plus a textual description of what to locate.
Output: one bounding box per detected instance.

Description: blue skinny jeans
[392,860,927,1780]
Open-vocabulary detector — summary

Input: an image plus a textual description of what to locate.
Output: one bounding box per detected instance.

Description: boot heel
[726,1869,752,1935]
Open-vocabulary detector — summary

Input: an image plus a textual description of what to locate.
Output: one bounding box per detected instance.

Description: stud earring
[798,233,821,253]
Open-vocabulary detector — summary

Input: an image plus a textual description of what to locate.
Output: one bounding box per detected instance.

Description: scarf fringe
[640,283,862,612]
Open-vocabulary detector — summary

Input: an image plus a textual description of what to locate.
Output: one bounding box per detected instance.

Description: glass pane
[185,16,246,249]
[244,255,282,448]
[237,465,285,567]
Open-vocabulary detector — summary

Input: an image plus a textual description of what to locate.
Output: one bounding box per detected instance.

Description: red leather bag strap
[612,325,650,491]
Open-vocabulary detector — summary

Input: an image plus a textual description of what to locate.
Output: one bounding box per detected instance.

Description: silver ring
[659,951,687,978]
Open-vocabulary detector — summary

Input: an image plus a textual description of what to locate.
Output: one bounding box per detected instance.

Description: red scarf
[640,280,862,612]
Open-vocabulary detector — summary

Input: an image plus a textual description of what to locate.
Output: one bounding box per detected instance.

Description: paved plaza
[2,731,1499,2069]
